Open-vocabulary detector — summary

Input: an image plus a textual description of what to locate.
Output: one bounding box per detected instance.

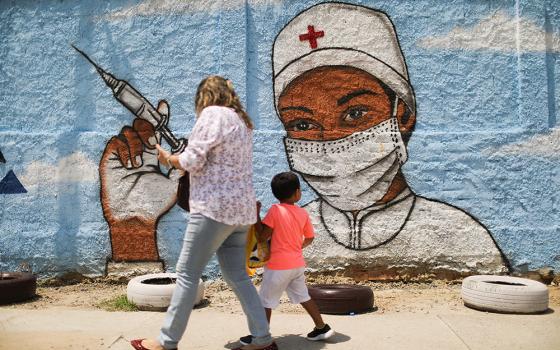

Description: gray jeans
[159,213,272,349]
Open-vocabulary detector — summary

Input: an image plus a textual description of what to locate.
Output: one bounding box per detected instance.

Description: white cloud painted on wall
[103,0,283,20]
[487,127,560,157]
[20,152,98,189]
[418,11,560,53]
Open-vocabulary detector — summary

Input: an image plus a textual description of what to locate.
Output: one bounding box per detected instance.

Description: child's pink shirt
[261,203,314,270]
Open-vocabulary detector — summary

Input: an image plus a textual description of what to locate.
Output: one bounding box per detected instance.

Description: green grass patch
[98,294,138,312]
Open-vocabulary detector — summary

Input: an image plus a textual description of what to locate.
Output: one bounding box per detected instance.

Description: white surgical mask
[284,98,407,211]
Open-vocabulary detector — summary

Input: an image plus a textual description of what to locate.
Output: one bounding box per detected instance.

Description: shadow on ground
[464,304,555,315]
[224,332,351,349]
[0,294,43,307]
[193,298,211,309]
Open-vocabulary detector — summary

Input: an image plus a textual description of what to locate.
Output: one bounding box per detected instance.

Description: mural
[0,148,27,194]
[0,170,27,194]
[73,47,186,262]
[272,2,509,277]
[2,0,558,279]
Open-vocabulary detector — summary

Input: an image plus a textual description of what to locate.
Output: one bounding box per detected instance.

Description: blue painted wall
[0,0,558,278]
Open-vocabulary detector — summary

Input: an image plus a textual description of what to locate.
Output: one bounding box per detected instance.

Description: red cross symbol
[299,25,324,49]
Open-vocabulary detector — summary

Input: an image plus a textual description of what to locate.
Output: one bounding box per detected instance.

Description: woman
[131,76,277,350]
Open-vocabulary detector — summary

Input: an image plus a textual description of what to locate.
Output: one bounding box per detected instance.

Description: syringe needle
[72,44,103,73]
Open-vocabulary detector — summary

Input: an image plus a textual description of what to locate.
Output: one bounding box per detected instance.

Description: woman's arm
[157,107,225,172]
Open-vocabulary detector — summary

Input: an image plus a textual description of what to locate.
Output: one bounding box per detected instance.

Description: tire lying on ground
[127,273,205,311]
[308,284,374,315]
[0,272,37,305]
[461,275,549,314]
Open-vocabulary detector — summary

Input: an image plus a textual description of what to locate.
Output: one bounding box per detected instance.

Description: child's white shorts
[259,267,311,309]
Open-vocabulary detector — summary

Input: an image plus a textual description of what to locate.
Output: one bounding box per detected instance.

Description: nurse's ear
[395,98,416,144]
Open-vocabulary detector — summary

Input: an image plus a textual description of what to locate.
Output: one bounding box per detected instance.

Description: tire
[127,273,205,311]
[0,272,37,305]
[308,284,374,315]
[461,275,549,314]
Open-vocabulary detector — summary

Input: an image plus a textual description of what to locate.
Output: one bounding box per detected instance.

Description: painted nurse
[272,2,509,278]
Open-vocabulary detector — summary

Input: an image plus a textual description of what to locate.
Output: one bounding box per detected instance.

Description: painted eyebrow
[279,106,314,115]
[337,89,377,106]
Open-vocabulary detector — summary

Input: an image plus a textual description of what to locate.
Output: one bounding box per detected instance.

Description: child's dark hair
[271,172,300,200]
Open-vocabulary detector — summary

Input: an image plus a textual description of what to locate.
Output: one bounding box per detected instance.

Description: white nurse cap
[272,2,416,114]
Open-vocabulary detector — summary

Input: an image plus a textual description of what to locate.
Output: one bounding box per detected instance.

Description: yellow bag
[245,225,270,276]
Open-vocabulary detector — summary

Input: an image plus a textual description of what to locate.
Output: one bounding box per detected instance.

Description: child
[240,172,334,346]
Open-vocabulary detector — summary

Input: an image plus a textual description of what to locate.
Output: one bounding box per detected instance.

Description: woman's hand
[155,144,172,168]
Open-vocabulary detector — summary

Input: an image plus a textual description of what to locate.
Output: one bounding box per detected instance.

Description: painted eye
[287,119,319,131]
[342,107,368,122]
[295,120,312,130]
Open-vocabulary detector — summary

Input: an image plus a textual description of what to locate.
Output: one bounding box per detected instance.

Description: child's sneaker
[306,324,334,341]
[239,335,254,345]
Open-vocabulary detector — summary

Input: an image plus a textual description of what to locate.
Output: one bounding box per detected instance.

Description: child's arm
[301,210,314,249]
[254,201,273,243]
[256,224,273,243]
[302,237,314,249]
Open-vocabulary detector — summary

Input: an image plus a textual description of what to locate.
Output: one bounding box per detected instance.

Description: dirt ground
[4,275,560,315]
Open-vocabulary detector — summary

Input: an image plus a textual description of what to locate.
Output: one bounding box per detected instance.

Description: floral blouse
[178,105,257,225]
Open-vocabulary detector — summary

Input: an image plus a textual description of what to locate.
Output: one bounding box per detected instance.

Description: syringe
[72,45,187,153]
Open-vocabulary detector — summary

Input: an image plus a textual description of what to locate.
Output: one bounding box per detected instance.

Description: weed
[98,294,138,312]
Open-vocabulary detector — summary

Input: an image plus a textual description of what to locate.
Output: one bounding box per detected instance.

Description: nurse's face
[277,66,401,141]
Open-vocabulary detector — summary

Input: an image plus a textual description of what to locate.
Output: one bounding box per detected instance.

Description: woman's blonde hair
[195,76,253,129]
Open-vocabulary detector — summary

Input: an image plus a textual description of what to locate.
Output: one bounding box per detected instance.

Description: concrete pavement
[1,306,559,350]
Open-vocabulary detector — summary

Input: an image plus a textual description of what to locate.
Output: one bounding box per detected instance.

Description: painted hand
[100,101,181,261]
